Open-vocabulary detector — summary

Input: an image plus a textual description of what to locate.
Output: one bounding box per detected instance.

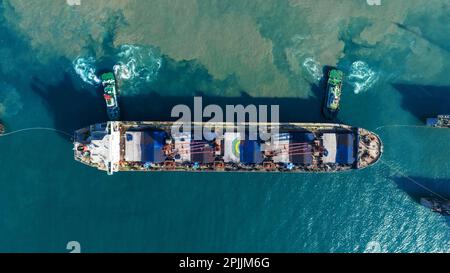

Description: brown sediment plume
[4,0,450,95]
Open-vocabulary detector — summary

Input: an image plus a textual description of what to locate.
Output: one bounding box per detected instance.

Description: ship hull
[74,121,383,175]
[322,105,338,120]
[426,115,450,128]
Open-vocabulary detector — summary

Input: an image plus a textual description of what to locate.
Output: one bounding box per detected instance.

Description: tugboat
[420,197,450,216]
[322,69,344,120]
[426,115,450,128]
[101,72,120,120]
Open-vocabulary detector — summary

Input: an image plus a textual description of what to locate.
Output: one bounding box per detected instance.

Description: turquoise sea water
[0,0,449,252]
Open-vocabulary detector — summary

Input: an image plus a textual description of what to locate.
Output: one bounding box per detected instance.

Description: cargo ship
[322,69,344,120]
[74,121,382,175]
[426,115,450,128]
[101,72,120,120]
[420,197,450,216]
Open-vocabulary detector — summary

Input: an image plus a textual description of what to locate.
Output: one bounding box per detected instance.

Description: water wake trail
[113,44,162,84]
[347,61,378,94]
[0,127,72,138]
[302,57,322,82]
[73,56,101,86]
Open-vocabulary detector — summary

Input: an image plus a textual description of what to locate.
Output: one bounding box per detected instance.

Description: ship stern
[73,122,122,174]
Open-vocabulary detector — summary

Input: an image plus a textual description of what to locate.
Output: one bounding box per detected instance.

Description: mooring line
[0,127,72,138]
[380,159,449,202]
[1,125,446,203]
[375,124,448,201]
[375,124,428,131]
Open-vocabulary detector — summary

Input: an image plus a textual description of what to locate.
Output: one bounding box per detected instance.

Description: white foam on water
[72,56,101,86]
[0,82,23,117]
[347,61,379,94]
[302,57,323,82]
[113,45,162,84]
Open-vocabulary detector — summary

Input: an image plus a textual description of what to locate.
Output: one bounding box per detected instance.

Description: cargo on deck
[74,121,383,175]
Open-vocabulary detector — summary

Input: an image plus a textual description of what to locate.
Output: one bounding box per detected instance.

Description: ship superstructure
[74,121,382,175]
